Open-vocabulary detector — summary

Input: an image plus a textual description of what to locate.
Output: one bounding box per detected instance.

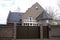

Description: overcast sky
[0,0,59,24]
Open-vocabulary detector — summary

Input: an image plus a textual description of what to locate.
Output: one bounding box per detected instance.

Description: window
[36,6,38,10]
[33,24,37,26]
[29,16,32,22]
[24,23,27,26]
[30,23,32,25]
[26,23,27,25]
[46,20,49,23]
[27,23,29,26]
[36,24,38,26]
[24,23,25,26]
[30,17,31,21]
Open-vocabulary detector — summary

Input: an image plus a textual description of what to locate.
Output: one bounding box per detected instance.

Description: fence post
[40,25,43,40]
[13,22,17,40]
[49,25,51,38]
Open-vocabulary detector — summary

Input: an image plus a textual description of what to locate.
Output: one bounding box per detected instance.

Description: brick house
[0,2,60,40]
[22,2,44,26]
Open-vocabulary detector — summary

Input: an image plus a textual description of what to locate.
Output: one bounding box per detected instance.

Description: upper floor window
[36,6,38,10]
[46,20,49,23]
[29,16,32,22]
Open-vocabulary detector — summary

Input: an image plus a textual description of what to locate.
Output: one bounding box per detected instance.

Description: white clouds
[0,0,14,24]
[0,0,15,7]
[12,0,57,12]
[37,0,57,9]
[11,0,37,12]
[0,0,58,24]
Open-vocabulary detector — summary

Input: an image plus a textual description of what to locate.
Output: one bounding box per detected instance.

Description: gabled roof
[22,2,44,19]
[36,10,52,21]
[7,11,24,23]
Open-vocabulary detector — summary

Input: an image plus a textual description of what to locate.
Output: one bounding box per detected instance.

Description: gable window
[36,6,38,10]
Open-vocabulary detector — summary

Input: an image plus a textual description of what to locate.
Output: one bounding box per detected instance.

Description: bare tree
[45,6,56,19]
[45,6,58,25]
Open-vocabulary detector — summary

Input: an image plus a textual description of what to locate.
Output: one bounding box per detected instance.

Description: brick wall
[0,24,14,40]
[0,23,60,40]
[51,25,60,39]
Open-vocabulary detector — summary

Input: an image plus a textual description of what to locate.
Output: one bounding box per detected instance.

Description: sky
[0,0,59,24]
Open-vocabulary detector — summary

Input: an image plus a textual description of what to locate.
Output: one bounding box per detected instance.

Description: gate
[43,26,50,38]
[16,26,40,39]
